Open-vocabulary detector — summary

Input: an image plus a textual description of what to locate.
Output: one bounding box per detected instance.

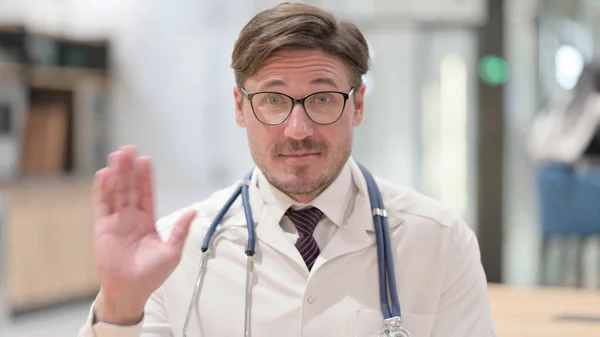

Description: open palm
[92,146,196,308]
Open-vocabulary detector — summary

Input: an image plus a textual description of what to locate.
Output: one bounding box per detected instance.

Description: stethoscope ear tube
[202,185,242,251]
[183,250,209,337]
[240,169,256,254]
[356,163,402,320]
[202,170,256,252]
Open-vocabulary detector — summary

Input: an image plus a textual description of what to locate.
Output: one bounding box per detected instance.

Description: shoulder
[375,177,476,247]
[376,176,460,228]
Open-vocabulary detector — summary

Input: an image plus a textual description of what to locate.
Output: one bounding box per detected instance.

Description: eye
[313,94,331,104]
[266,95,281,105]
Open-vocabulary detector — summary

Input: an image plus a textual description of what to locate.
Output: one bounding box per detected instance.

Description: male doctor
[79,2,497,336]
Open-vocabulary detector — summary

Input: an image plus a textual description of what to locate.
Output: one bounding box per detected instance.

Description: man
[79,2,497,336]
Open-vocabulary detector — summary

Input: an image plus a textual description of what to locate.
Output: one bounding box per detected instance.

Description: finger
[92,168,112,220]
[138,156,155,216]
[119,146,137,209]
[129,154,143,210]
[105,152,117,208]
[111,147,134,210]
[167,209,197,251]
[129,158,142,209]
[108,151,123,209]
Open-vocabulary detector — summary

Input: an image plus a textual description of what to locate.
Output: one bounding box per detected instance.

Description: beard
[251,135,352,198]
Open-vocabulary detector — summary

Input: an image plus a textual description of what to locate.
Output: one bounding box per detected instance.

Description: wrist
[94,288,146,326]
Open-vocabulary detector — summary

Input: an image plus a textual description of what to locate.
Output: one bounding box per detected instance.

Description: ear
[352,84,366,126]
[233,86,247,128]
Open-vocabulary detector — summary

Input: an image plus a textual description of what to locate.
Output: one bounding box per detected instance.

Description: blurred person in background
[78,2,497,336]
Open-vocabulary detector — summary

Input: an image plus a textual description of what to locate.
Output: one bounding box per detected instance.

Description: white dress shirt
[78,157,498,337]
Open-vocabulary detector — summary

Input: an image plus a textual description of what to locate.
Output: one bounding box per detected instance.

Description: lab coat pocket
[354,309,436,337]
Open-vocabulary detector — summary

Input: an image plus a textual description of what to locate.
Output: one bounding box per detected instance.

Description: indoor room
[0,0,599,336]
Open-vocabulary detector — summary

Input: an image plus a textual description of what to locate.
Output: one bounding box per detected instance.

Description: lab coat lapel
[316,159,405,266]
[254,208,307,268]
[316,188,374,264]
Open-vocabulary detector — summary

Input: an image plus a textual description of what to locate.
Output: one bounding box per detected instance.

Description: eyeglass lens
[251,92,346,124]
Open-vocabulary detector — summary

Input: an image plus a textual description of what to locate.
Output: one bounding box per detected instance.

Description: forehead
[246,49,353,91]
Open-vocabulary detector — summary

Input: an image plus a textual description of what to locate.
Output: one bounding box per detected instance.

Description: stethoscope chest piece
[380,317,410,337]
[380,327,410,337]
[387,328,411,337]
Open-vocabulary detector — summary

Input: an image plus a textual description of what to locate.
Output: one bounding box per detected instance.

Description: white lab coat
[79,158,497,336]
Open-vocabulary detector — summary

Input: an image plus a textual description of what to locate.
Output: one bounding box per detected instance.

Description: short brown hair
[231,2,370,87]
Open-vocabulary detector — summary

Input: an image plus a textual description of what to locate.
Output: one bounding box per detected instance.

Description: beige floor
[3,300,92,337]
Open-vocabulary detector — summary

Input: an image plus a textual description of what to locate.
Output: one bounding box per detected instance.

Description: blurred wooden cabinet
[0,24,111,179]
[0,25,110,313]
[1,178,99,313]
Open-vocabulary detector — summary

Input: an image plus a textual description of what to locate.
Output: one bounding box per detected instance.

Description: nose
[283,104,314,140]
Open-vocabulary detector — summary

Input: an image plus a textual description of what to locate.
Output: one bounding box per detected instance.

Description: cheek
[248,123,278,150]
[325,120,354,148]
[316,127,345,149]
[339,110,357,131]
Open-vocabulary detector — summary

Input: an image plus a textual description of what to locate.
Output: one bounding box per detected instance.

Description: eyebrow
[257,77,339,91]
[310,77,338,87]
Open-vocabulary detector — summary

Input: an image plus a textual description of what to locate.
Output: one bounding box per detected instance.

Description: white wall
[105,0,257,216]
[353,23,422,188]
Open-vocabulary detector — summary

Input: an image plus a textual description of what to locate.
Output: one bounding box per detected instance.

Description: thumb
[167,209,197,251]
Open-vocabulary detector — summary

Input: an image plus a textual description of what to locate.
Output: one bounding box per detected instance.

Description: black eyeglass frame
[240,87,356,126]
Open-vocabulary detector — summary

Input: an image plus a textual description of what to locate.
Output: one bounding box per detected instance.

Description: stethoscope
[182,163,410,337]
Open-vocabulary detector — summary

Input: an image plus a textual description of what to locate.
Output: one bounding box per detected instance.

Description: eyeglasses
[240,87,355,125]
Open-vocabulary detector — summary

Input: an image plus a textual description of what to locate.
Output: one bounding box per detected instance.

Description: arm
[77,287,172,337]
[432,221,498,337]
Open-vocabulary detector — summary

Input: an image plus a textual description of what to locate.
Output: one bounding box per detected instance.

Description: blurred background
[0,0,599,336]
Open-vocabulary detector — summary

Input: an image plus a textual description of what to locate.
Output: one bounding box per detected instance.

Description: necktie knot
[285,207,323,236]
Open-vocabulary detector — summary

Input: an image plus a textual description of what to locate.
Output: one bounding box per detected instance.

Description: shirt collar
[256,160,356,226]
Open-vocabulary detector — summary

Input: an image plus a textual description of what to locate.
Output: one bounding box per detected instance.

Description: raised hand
[92,146,196,325]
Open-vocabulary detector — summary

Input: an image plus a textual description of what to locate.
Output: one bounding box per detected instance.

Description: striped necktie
[285,207,324,271]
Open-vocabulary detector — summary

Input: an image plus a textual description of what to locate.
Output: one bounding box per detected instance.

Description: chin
[268,165,325,194]
[278,177,322,195]
[281,162,322,177]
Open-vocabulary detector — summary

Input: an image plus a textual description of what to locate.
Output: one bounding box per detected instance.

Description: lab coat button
[307,296,315,304]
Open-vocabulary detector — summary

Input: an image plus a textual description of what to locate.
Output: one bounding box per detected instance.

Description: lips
[280,152,319,157]
[278,152,320,163]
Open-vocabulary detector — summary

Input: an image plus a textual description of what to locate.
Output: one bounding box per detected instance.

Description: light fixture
[555,45,584,90]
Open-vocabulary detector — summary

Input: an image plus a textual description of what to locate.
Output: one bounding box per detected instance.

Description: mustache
[272,137,328,154]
